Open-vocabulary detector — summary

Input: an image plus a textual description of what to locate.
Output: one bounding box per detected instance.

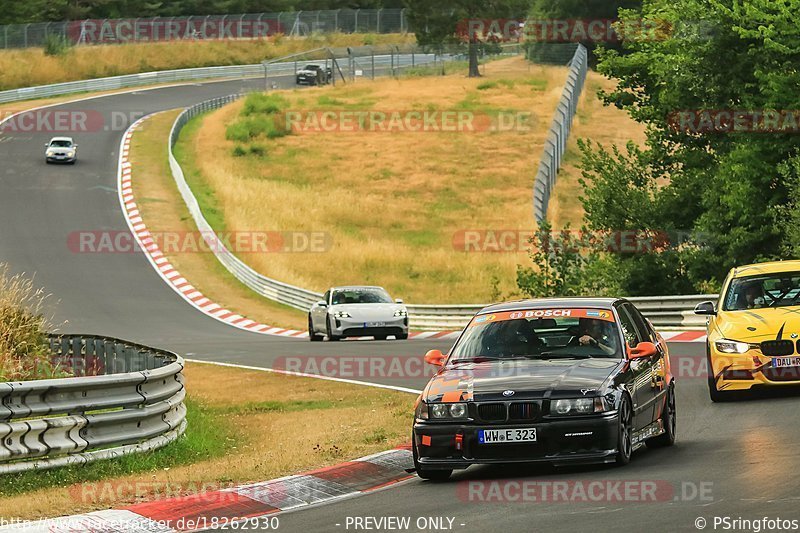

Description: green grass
[0,398,235,498]
[173,115,228,233]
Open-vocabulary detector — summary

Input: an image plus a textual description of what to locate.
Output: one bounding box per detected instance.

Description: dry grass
[130,110,307,330]
[183,57,570,304]
[0,33,414,91]
[0,264,63,381]
[546,71,647,228]
[0,362,414,520]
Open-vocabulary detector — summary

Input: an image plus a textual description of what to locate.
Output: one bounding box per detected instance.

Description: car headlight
[429,403,468,419]
[415,401,429,420]
[551,397,608,416]
[333,311,351,319]
[394,309,408,317]
[46,150,55,156]
[66,151,74,157]
[714,339,750,354]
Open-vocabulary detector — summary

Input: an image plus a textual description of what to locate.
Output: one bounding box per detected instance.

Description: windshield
[450,309,623,361]
[723,273,800,311]
[331,288,392,305]
[49,140,72,148]
[304,65,319,70]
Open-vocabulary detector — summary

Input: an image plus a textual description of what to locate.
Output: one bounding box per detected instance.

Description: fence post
[377,8,382,33]
[400,8,406,34]
[354,9,360,33]
[335,9,340,32]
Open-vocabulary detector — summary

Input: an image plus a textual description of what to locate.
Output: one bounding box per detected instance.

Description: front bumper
[413,413,619,469]
[46,155,76,163]
[331,316,408,338]
[709,345,800,392]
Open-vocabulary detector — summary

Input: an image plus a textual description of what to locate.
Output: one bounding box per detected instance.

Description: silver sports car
[308,286,409,341]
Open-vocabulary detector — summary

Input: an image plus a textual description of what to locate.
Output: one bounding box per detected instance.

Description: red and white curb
[0,447,415,532]
[116,115,462,342]
[118,117,312,339]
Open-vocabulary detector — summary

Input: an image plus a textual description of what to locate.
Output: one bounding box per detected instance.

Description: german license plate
[773,357,800,368]
[365,322,386,327]
[478,428,537,444]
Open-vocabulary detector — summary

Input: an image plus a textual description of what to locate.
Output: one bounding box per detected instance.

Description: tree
[404,0,529,77]
[577,0,800,294]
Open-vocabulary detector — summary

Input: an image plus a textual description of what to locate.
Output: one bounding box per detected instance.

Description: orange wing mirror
[628,342,657,360]
[424,349,446,367]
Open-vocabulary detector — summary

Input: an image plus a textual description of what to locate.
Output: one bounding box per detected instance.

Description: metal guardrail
[0,9,409,49]
[0,63,266,104]
[532,43,588,221]
[0,334,185,474]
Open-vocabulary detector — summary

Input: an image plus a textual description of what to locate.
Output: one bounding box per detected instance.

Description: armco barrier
[532,43,588,221]
[0,334,185,474]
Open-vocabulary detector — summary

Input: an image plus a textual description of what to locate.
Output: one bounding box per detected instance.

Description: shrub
[477,81,498,91]
[249,144,267,156]
[42,34,71,57]
[242,93,288,116]
[232,145,247,157]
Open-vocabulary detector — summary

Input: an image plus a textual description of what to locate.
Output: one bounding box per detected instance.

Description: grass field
[178,56,569,304]
[0,33,414,91]
[546,72,646,228]
[130,110,307,330]
[0,363,413,520]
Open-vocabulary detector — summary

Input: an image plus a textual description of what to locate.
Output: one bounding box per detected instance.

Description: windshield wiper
[535,353,592,359]
[450,356,513,364]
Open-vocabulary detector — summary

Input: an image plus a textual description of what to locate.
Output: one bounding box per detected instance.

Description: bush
[42,34,71,57]
[515,222,624,298]
[232,145,247,157]
[242,93,288,116]
[0,265,61,381]
[249,144,267,157]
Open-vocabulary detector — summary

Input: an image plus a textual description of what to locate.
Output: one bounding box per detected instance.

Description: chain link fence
[0,9,409,50]
[531,44,588,221]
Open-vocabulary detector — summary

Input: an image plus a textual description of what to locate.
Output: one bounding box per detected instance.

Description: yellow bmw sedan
[695,260,800,401]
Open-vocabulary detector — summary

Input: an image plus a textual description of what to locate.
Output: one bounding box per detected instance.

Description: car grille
[508,402,539,420]
[761,340,795,357]
[763,367,800,382]
[477,403,507,422]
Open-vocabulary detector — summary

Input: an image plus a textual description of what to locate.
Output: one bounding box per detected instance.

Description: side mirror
[694,301,717,316]
[628,342,657,360]
[395,298,404,304]
[424,349,446,367]
[316,300,327,307]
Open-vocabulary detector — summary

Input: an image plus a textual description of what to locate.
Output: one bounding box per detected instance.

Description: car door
[615,303,655,431]
[624,302,667,426]
[311,290,330,331]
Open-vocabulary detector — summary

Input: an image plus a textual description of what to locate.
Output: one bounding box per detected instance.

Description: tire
[706,345,735,402]
[647,384,676,448]
[615,395,633,466]
[375,335,388,341]
[308,315,323,342]
[396,333,409,340]
[326,317,341,342]
[413,437,451,482]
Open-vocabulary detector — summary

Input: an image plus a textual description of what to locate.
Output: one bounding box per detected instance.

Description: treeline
[0,0,407,24]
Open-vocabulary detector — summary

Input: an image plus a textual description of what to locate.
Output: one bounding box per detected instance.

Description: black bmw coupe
[412,298,676,481]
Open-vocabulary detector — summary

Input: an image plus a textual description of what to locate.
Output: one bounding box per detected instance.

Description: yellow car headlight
[715,339,750,354]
